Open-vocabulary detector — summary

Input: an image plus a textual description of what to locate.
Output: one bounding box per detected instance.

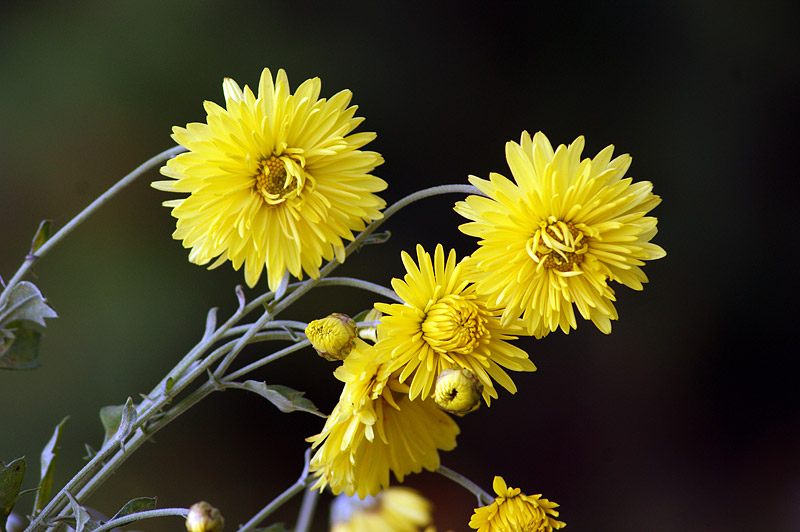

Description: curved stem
[436,465,495,506]
[224,339,310,381]
[0,145,186,307]
[90,508,189,532]
[316,277,402,303]
[237,449,312,532]
[294,485,319,532]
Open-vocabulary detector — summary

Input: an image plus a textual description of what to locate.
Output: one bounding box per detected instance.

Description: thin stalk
[0,145,186,307]
[294,486,319,532]
[237,449,312,532]
[89,508,189,532]
[436,465,494,506]
[316,277,402,303]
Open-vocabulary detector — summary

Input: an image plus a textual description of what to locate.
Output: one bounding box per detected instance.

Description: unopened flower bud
[305,313,358,361]
[186,501,224,532]
[434,368,483,416]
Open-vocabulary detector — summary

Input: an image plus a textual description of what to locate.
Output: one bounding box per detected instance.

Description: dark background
[2,1,799,530]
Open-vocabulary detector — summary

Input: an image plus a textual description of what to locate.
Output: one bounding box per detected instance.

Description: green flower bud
[186,501,224,532]
[434,368,483,416]
[305,313,358,361]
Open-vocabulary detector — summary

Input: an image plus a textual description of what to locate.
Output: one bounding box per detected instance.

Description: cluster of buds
[434,368,483,416]
[305,313,359,361]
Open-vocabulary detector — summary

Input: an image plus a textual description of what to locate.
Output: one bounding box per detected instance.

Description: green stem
[0,145,186,307]
[237,449,312,532]
[294,485,319,532]
[316,277,402,303]
[90,508,189,532]
[436,465,494,506]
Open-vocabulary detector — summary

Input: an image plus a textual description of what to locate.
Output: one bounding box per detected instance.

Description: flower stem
[436,465,494,506]
[0,145,186,307]
[316,277,402,303]
[293,485,319,532]
[89,508,189,532]
[237,449,312,532]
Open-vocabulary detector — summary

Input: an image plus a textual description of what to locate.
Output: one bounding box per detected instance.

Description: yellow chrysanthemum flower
[330,488,432,532]
[308,340,459,498]
[152,68,386,290]
[374,244,536,405]
[469,476,565,532]
[455,131,665,337]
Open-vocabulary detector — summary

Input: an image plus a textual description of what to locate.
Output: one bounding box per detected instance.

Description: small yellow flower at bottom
[330,487,432,532]
[469,476,565,532]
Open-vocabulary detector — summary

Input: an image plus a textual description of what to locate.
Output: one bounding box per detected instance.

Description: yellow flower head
[455,131,665,338]
[375,244,536,405]
[469,476,565,532]
[330,487,432,532]
[152,68,386,290]
[308,341,459,498]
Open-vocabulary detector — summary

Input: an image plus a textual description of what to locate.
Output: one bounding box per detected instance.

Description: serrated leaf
[0,325,43,370]
[0,457,26,526]
[110,496,157,521]
[29,220,53,256]
[227,381,325,418]
[99,398,137,449]
[33,417,69,515]
[0,281,57,328]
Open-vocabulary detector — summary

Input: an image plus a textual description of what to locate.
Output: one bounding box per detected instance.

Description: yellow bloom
[455,131,665,338]
[330,487,432,532]
[308,341,459,498]
[375,244,536,405]
[469,476,565,532]
[152,68,386,290]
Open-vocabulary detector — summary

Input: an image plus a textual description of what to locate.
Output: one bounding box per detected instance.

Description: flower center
[528,218,588,272]
[253,155,300,205]
[422,294,490,355]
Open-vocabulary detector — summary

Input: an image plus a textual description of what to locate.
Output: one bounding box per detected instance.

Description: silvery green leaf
[33,417,69,515]
[226,381,325,418]
[0,281,57,328]
[109,497,157,521]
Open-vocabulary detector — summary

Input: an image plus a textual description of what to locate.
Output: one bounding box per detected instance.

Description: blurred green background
[2,1,799,530]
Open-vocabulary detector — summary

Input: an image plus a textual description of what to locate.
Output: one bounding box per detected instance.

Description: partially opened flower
[375,244,536,405]
[330,487,432,532]
[455,131,665,337]
[308,340,459,498]
[469,476,565,532]
[152,68,386,290]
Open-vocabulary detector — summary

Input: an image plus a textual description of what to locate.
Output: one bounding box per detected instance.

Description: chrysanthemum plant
[0,68,665,532]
